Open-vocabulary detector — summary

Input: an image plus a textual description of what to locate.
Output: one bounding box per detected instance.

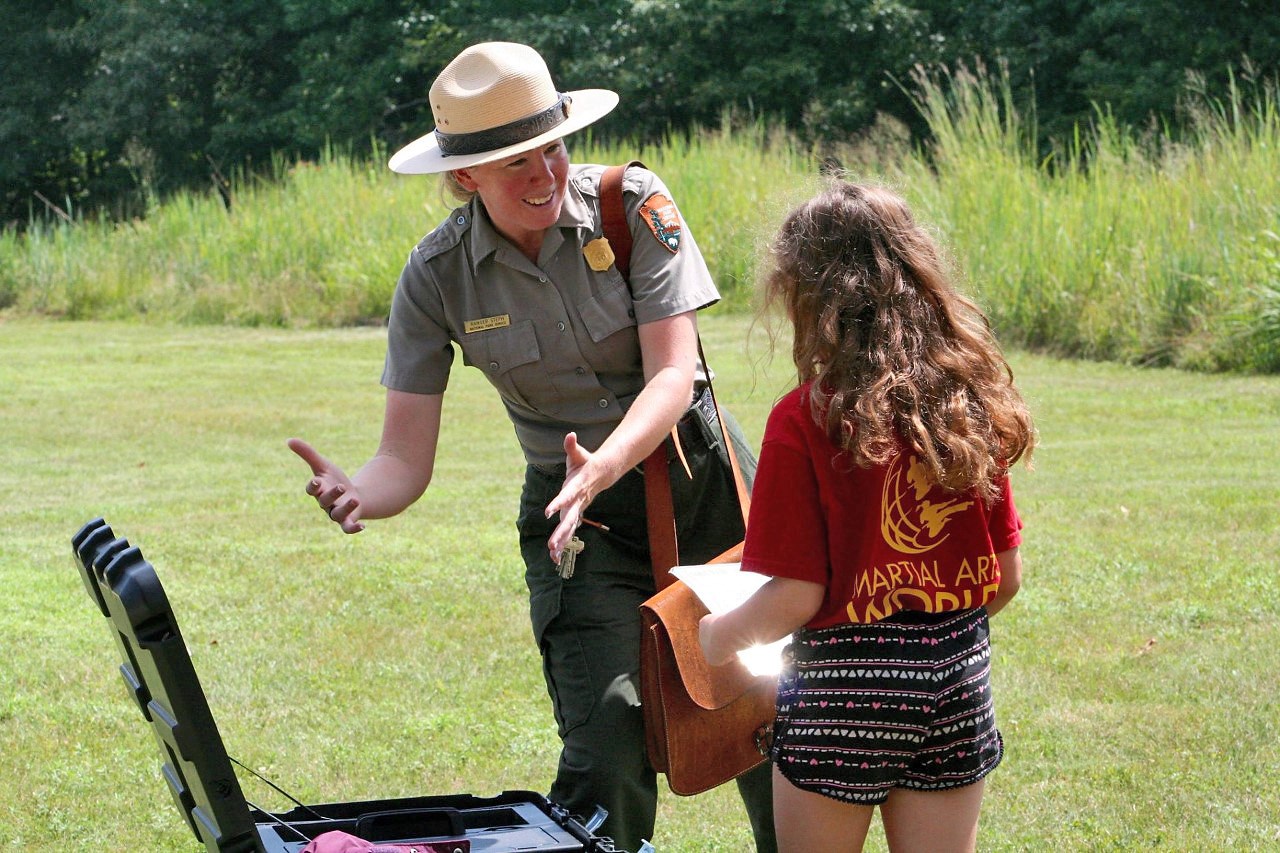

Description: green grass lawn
[1,313,1277,850]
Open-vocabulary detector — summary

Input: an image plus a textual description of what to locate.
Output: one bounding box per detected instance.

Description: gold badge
[463,314,511,334]
[583,237,616,272]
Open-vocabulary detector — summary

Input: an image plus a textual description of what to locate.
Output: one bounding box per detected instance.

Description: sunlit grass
[1,316,1277,849]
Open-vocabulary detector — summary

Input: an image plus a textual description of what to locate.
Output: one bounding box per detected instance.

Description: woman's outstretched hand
[287,437,365,534]
[544,432,597,562]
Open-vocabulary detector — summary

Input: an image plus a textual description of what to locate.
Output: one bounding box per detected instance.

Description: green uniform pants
[518,399,776,853]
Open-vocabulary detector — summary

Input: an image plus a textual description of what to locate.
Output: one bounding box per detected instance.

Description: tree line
[4,0,1277,228]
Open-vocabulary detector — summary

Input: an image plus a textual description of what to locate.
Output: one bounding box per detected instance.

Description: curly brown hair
[764,180,1035,500]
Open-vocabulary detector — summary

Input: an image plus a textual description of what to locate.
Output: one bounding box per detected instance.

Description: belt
[681,384,716,428]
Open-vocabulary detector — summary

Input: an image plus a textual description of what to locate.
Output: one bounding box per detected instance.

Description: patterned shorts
[770,608,1003,805]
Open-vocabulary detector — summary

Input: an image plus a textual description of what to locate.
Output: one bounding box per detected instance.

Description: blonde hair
[441,171,476,204]
[764,180,1034,500]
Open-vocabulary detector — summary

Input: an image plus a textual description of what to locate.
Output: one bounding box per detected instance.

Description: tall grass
[901,63,1280,372]
[0,145,423,326]
[573,120,815,310]
[0,131,810,325]
[3,68,1278,370]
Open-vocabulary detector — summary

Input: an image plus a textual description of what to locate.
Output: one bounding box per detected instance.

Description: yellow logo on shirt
[463,314,511,334]
[881,455,973,554]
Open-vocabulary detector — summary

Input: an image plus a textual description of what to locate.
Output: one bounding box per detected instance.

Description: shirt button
[489,361,500,372]
[556,321,566,332]
[539,276,548,283]
[627,309,635,318]
[455,215,466,225]
[575,366,586,375]
[597,398,609,408]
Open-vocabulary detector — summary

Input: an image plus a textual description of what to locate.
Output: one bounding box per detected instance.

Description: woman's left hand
[540,312,698,565]
[544,432,598,562]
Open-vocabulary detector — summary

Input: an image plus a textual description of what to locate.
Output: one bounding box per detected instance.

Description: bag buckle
[753,723,773,757]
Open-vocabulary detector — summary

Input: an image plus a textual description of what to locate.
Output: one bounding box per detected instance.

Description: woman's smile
[454,140,570,259]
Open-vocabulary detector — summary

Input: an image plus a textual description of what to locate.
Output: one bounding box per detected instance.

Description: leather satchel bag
[636,422,777,795]
[599,162,777,795]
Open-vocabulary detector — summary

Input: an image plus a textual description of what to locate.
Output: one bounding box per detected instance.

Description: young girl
[700,181,1035,852]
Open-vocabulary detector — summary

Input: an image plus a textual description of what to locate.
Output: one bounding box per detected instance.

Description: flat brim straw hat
[389,42,619,175]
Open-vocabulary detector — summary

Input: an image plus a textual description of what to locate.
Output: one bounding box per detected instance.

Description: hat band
[435,93,573,158]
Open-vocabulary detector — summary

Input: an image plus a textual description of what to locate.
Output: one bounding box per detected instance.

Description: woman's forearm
[579,311,699,494]
[350,389,443,519]
[350,452,434,519]
[589,362,693,488]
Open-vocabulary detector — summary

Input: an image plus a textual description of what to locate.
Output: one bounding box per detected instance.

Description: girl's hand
[699,577,825,666]
[287,437,366,534]
[543,432,597,562]
[699,613,734,666]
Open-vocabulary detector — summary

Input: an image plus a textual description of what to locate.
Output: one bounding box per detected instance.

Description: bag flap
[641,579,772,710]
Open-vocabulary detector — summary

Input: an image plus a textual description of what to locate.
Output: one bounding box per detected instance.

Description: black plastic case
[72,518,618,853]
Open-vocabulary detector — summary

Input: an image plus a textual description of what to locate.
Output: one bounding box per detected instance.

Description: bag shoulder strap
[600,161,685,583]
[599,164,749,588]
[708,347,751,520]
[599,160,645,281]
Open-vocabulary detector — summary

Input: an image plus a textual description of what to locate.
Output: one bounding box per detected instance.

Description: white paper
[670,563,789,676]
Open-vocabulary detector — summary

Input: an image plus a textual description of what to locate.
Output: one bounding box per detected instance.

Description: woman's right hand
[287,437,365,533]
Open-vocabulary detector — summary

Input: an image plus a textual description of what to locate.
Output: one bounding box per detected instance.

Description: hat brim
[388,89,620,175]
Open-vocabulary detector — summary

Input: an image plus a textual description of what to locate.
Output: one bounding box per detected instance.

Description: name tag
[464,314,511,334]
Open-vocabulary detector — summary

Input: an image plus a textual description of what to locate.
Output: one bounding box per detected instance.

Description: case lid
[73,518,260,852]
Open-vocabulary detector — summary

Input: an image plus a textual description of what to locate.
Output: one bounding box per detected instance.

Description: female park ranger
[288,42,775,852]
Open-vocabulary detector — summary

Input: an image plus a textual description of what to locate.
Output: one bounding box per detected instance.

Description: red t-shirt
[742,383,1023,628]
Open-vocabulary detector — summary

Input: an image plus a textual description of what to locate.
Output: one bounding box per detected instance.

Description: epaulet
[575,162,649,202]
[573,164,606,200]
[414,206,472,263]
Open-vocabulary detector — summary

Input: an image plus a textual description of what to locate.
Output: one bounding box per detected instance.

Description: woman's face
[454,140,571,255]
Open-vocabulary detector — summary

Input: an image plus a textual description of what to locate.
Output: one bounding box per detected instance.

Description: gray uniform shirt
[382,163,721,466]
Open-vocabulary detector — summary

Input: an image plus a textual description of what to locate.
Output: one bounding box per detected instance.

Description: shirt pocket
[458,319,543,409]
[579,278,637,343]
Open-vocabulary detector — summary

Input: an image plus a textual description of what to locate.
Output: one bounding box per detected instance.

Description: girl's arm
[699,576,825,666]
[985,546,1022,616]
